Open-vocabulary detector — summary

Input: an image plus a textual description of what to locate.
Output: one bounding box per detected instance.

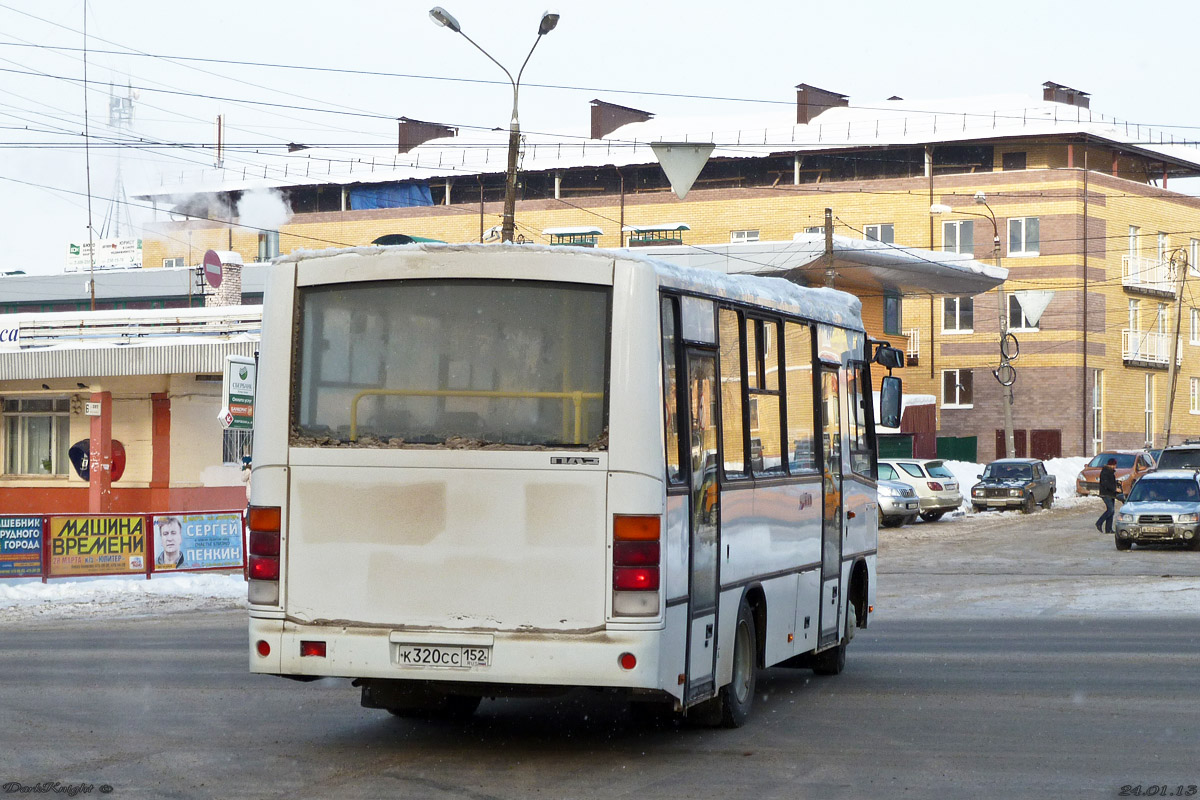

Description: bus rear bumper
[249,616,675,697]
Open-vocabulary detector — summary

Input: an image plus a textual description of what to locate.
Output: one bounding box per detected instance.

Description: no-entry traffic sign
[203,249,223,288]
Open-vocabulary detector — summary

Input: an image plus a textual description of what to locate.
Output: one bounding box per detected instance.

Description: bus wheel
[718,601,758,728]
[387,694,481,720]
[812,604,856,676]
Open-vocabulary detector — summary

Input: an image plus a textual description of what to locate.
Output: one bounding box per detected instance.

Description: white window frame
[730,229,760,244]
[942,220,974,255]
[1191,238,1200,278]
[941,368,973,409]
[1092,369,1103,455]
[1129,225,1140,258]
[2,397,71,477]
[1156,303,1169,336]
[1007,217,1040,257]
[162,257,186,268]
[942,296,974,334]
[1145,374,1155,447]
[1008,294,1039,332]
[864,223,895,244]
[1191,377,1200,415]
[1158,232,1169,262]
[1191,308,1200,346]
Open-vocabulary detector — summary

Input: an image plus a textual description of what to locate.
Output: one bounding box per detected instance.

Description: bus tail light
[248,505,281,605]
[613,515,661,617]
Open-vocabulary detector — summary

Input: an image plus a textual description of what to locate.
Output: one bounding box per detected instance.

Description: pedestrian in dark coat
[1096,458,1119,533]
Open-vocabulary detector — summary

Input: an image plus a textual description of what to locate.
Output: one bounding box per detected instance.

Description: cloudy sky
[1,0,1197,274]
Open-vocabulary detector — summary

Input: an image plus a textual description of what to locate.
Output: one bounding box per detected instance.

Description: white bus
[247,244,902,727]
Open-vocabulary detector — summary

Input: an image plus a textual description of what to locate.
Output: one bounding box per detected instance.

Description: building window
[730,229,759,244]
[804,225,826,235]
[943,296,973,333]
[1145,374,1155,447]
[864,223,894,244]
[1008,295,1039,331]
[1092,369,1103,455]
[222,429,253,466]
[162,257,186,268]
[1129,225,1140,258]
[1191,239,1200,277]
[1158,232,1169,262]
[1192,308,1200,345]
[258,231,280,261]
[1191,378,1200,415]
[3,397,70,476]
[1007,217,1039,256]
[942,220,974,254]
[1002,152,1027,171]
[942,369,973,409]
[884,291,902,334]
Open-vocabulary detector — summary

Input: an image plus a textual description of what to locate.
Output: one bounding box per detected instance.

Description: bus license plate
[395,644,491,669]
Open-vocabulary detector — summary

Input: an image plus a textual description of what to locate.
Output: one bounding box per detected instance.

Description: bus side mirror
[873,345,905,370]
[879,375,902,429]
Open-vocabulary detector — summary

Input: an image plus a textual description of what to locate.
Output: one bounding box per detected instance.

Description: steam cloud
[236,189,292,232]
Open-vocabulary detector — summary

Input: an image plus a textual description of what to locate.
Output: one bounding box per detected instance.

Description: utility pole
[1162,249,1190,446]
[823,208,835,288]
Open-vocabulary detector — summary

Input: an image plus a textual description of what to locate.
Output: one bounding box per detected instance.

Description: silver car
[1114,470,1200,551]
[878,479,919,528]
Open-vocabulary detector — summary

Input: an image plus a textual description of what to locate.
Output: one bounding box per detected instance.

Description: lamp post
[429,7,559,244]
[931,193,1015,458]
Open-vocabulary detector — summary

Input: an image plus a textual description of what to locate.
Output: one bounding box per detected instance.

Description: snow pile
[0,573,247,622]
[938,456,1090,515]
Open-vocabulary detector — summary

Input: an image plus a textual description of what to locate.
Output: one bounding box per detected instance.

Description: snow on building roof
[130,92,1200,199]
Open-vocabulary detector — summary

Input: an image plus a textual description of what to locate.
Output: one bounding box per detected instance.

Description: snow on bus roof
[278,242,864,332]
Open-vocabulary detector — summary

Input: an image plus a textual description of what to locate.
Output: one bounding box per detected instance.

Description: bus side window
[750,318,786,477]
[661,296,685,486]
[784,321,817,474]
[847,362,875,479]
[718,308,748,480]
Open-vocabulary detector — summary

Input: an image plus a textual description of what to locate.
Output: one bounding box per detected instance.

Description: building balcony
[904,327,920,367]
[1122,255,1177,297]
[1122,329,1182,368]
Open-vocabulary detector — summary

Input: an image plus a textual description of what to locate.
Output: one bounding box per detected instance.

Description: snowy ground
[4,456,1184,624]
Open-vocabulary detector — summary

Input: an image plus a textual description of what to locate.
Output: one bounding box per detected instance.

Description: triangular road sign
[651,142,714,200]
[1013,290,1054,327]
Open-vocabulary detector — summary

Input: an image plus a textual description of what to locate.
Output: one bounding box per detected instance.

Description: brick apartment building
[130,82,1200,461]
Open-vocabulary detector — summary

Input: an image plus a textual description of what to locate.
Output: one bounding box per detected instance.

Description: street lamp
[429,7,560,243]
[932,193,1016,459]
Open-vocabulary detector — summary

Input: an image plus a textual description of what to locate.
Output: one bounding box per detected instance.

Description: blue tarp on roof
[348,182,433,210]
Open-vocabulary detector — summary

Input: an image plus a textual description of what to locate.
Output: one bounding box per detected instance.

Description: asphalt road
[1,506,1197,800]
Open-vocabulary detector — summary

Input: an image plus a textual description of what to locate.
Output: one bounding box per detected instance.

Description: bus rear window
[293,279,610,448]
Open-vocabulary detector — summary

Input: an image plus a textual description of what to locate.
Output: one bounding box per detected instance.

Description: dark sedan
[970,458,1056,513]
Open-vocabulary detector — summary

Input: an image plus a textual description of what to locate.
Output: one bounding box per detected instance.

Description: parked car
[1151,442,1200,471]
[879,459,963,522]
[877,479,919,527]
[1114,469,1200,551]
[970,458,1056,513]
[1076,450,1154,497]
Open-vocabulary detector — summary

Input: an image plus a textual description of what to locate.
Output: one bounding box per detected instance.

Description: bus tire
[812,604,855,676]
[718,601,758,728]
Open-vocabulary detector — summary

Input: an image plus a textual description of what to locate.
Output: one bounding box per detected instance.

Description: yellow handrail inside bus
[348,388,603,444]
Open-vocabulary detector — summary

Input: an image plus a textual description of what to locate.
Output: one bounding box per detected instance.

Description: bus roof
[277,242,865,333]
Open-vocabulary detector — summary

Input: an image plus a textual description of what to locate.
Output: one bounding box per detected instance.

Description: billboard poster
[48,516,146,576]
[65,237,143,271]
[0,516,43,578]
[152,513,244,571]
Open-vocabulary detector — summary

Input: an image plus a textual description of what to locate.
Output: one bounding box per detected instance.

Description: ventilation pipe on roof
[796,84,849,125]
[1042,82,1090,109]
[590,100,653,139]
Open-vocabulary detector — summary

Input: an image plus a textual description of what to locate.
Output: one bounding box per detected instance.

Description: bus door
[818,365,843,648]
[684,349,720,703]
